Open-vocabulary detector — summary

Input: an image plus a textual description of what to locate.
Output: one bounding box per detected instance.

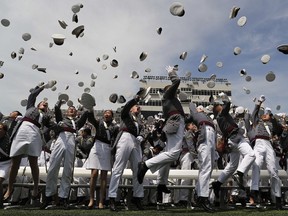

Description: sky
[0,0,288,116]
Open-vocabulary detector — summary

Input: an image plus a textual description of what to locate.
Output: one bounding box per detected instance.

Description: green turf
[1,206,288,216]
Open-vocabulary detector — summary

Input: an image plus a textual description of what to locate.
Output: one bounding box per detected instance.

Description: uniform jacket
[252,104,283,139]
[162,72,185,134]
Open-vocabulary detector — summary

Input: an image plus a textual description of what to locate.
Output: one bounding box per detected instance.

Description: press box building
[138,75,232,117]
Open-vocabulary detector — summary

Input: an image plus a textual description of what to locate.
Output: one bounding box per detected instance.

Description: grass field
[1,205,288,216]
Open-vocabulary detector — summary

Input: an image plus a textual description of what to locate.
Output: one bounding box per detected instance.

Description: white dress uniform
[250,102,283,199]
[144,70,185,186]
[108,98,144,199]
[45,102,90,199]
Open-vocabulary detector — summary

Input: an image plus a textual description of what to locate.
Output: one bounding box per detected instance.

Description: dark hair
[13,111,23,116]
[0,122,8,131]
[104,109,114,117]
[83,128,91,136]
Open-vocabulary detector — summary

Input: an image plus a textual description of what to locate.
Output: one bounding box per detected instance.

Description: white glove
[218,92,225,97]
[38,82,45,88]
[258,95,266,103]
[136,136,144,143]
[165,65,177,74]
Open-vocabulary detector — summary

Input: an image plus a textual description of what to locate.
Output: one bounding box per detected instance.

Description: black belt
[22,117,41,128]
[62,127,76,133]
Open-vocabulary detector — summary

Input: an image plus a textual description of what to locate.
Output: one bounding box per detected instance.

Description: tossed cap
[117,95,126,104]
[72,25,84,38]
[20,99,28,107]
[139,79,147,84]
[234,46,241,55]
[139,51,148,61]
[237,16,247,27]
[110,59,118,67]
[80,93,96,109]
[65,85,69,90]
[49,42,53,48]
[103,54,109,60]
[0,73,4,79]
[75,69,79,74]
[207,80,215,88]
[277,44,288,55]
[137,86,151,100]
[261,54,270,64]
[113,46,117,52]
[51,86,57,91]
[209,74,216,81]
[22,33,31,41]
[58,93,69,102]
[37,68,46,73]
[102,64,107,70]
[109,93,118,103]
[180,51,187,60]
[78,81,84,87]
[51,34,66,45]
[67,100,73,107]
[243,87,250,94]
[229,6,240,19]
[31,47,37,51]
[11,51,17,59]
[90,80,95,87]
[71,4,82,13]
[239,69,247,76]
[170,2,185,17]
[113,75,118,79]
[69,52,73,56]
[84,87,90,93]
[245,75,252,82]
[72,13,78,23]
[198,63,207,72]
[91,73,97,80]
[58,20,68,29]
[157,27,162,35]
[145,68,151,73]
[276,105,281,111]
[18,47,25,55]
[96,57,101,62]
[185,71,191,78]
[0,61,4,67]
[130,71,139,79]
[1,18,10,27]
[266,71,276,82]
[200,54,208,63]
[216,61,223,68]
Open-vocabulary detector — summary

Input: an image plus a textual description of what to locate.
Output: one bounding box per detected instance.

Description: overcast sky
[1,0,288,115]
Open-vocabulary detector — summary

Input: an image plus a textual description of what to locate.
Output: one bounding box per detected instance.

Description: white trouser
[196,125,215,197]
[108,132,144,198]
[146,117,185,185]
[45,132,76,198]
[179,152,194,201]
[250,139,281,197]
[218,138,255,184]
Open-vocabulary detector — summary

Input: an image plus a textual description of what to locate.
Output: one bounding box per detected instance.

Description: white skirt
[0,159,12,179]
[84,139,112,171]
[10,121,43,157]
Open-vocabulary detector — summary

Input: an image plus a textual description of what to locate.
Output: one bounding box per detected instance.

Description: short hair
[104,109,114,117]
[13,111,23,116]
[83,128,91,136]
[0,122,8,132]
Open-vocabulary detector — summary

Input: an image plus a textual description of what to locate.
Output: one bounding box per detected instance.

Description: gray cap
[229,6,240,19]
[51,34,66,45]
[58,20,68,29]
[157,27,162,35]
[198,63,207,72]
[139,51,148,61]
[170,2,185,17]
[110,59,118,67]
[180,51,187,60]
[0,73,4,79]
[1,19,10,27]
[22,33,31,41]
[117,95,126,104]
[109,93,118,103]
[72,25,84,38]
[266,71,276,82]
[37,68,46,73]
[277,44,288,55]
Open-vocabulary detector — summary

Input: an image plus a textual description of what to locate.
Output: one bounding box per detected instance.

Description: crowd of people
[1,67,288,212]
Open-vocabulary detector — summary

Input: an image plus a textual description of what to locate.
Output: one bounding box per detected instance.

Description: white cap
[235,106,244,115]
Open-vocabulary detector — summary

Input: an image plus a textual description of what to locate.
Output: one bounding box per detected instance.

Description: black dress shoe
[109,198,117,211]
[232,173,245,190]
[137,162,148,184]
[40,196,53,210]
[157,184,171,194]
[131,197,144,210]
[197,197,215,212]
